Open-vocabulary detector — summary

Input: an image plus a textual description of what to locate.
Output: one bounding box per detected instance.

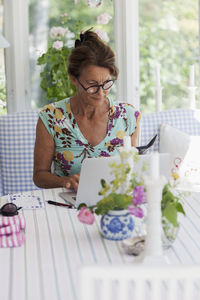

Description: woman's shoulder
[40,97,70,113]
[38,98,73,137]
[110,100,140,117]
[116,101,138,110]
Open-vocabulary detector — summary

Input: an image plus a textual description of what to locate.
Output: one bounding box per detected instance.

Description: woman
[33,30,140,191]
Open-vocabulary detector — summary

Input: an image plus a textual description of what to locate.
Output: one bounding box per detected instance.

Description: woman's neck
[70,95,109,120]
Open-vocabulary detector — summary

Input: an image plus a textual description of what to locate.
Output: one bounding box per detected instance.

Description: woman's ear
[69,75,78,87]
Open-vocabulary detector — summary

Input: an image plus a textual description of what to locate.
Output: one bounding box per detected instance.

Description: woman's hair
[68,29,119,79]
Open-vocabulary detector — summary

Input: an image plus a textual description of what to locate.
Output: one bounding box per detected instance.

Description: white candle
[150,152,159,180]
[144,183,163,256]
[123,136,131,150]
[189,65,195,86]
[156,63,161,86]
[156,87,162,112]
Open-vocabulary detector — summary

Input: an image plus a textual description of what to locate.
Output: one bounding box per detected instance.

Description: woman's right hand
[64,173,80,191]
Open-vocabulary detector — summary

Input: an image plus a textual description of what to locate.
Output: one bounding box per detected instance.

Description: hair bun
[75,39,82,48]
[80,33,85,43]
[74,33,86,48]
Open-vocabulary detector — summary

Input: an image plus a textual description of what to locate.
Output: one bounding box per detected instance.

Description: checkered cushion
[1,108,200,195]
[0,111,39,196]
[140,109,200,152]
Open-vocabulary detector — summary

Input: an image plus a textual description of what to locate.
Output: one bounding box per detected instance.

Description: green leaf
[162,203,178,227]
[101,179,106,188]
[175,202,186,216]
[95,193,132,215]
[77,203,87,210]
[37,44,76,102]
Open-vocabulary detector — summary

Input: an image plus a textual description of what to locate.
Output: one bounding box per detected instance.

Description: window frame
[113,0,140,109]
[4,0,30,114]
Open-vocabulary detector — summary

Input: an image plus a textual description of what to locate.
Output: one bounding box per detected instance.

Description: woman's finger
[65,174,80,190]
[70,177,79,190]
[65,182,71,188]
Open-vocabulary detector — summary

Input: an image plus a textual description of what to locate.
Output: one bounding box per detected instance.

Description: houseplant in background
[37,14,82,102]
[37,9,113,103]
[0,84,7,116]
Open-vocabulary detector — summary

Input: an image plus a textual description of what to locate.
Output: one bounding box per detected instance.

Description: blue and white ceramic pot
[100,210,135,241]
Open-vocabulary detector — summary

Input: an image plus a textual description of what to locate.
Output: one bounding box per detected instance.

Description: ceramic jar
[100,210,134,240]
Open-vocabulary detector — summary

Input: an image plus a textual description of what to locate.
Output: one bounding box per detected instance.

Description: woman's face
[75,65,112,102]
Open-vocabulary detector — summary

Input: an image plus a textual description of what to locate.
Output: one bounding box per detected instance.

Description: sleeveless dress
[39,97,141,177]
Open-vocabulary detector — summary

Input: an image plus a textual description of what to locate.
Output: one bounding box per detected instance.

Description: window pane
[139,0,199,112]
[29,0,114,110]
[0,0,7,116]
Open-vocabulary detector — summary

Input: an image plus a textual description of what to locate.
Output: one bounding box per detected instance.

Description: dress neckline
[68,97,113,148]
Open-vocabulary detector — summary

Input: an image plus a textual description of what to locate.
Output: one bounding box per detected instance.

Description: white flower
[95,30,109,42]
[53,40,64,50]
[65,30,75,40]
[64,30,75,48]
[65,39,75,48]
[74,0,78,3]
[50,26,66,38]
[0,99,5,108]
[97,13,112,25]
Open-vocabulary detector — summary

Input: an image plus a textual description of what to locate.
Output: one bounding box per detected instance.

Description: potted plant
[37,14,82,102]
[77,151,186,244]
[77,152,147,240]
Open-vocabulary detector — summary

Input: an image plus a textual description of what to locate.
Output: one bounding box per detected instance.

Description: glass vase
[162,217,179,249]
[130,205,179,249]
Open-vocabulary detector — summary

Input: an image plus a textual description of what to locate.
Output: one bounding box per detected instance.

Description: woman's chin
[90,95,106,102]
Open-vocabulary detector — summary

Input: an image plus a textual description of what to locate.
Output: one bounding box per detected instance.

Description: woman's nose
[97,86,106,96]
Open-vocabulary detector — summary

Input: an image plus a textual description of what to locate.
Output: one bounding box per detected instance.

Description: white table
[0,188,200,300]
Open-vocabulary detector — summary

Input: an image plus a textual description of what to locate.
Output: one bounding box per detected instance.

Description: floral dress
[39,97,141,177]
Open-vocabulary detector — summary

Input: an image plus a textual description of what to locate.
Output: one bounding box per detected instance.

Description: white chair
[79,264,200,300]
[0,111,39,195]
[140,108,200,152]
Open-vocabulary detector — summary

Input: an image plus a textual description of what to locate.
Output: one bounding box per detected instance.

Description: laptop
[59,153,170,208]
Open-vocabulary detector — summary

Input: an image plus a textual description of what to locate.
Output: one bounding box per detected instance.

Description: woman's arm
[33,118,80,190]
[131,125,140,147]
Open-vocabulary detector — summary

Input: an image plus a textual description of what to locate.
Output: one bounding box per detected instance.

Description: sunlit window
[139,0,199,112]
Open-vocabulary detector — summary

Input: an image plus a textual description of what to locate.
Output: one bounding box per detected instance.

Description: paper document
[9,192,44,209]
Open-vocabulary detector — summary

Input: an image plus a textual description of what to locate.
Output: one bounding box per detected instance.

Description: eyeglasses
[0,203,22,216]
[77,78,114,95]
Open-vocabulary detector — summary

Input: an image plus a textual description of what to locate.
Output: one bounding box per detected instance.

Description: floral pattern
[39,98,140,177]
[100,211,135,240]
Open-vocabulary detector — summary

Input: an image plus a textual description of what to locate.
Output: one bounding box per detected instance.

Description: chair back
[140,109,200,152]
[79,264,200,300]
[0,111,39,196]
[1,108,200,196]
